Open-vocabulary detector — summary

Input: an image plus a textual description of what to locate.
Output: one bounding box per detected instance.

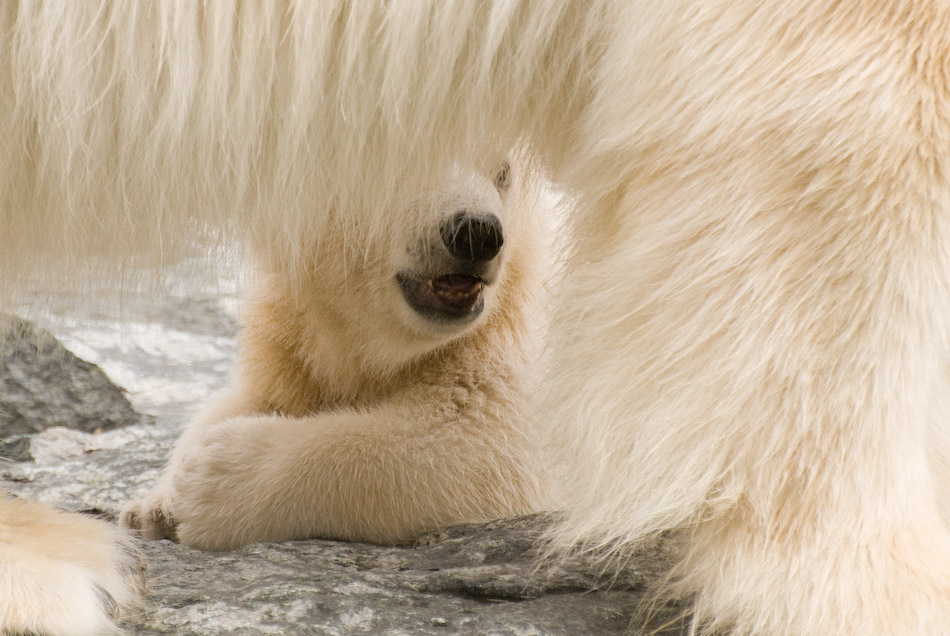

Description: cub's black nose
[440,212,504,263]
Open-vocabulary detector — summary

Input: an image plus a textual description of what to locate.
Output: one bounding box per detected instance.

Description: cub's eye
[494,162,511,191]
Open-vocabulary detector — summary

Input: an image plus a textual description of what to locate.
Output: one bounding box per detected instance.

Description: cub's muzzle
[398,211,505,325]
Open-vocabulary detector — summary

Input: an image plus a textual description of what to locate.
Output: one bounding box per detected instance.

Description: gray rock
[127,516,686,636]
[0,316,141,436]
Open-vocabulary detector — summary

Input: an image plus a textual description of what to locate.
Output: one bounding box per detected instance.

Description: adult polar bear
[2,1,949,635]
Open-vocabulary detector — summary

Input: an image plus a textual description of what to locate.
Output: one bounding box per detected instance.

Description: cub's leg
[123,397,546,550]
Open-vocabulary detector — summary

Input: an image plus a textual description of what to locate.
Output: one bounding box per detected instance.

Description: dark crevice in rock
[0,435,33,462]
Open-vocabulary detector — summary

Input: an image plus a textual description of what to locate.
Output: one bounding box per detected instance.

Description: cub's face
[392,160,514,337]
[296,158,527,371]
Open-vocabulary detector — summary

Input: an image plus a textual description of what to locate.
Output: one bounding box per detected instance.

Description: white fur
[0,495,139,636]
[2,1,950,634]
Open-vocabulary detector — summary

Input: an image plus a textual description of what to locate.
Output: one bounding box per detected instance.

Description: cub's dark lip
[397,272,485,322]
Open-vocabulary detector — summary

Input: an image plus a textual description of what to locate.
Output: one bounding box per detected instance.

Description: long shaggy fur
[3,1,950,634]
[0,494,139,636]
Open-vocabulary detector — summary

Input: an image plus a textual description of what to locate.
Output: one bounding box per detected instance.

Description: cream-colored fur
[0,494,139,636]
[120,162,553,549]
[3,1,950,634]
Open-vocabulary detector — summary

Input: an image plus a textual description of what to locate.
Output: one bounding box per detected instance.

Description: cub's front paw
[120,493,179,541]
[122,418,283,550]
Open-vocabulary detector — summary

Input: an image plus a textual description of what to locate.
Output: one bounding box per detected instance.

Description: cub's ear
[494,162,512,192]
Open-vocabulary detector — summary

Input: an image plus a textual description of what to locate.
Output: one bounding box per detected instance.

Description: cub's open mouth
[397,272,485,321]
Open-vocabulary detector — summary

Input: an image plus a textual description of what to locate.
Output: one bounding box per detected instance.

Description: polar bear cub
[121,160,553,549]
